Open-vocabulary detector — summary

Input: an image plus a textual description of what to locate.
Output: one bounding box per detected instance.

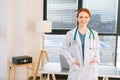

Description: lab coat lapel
[72,27,82,56]
[72,27,82,47]
[75,28,90,54]
[73,28,83,58]
[84,28,90,52]
[84,28,91,65]
[76,31,82,48]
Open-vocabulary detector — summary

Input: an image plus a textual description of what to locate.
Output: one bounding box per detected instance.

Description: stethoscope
[74,26,95,41]
[73,26,95,50]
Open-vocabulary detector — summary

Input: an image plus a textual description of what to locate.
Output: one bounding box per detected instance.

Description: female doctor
[60,8,100,80]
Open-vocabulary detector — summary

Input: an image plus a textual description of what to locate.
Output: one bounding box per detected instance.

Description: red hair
[76,8,91,18]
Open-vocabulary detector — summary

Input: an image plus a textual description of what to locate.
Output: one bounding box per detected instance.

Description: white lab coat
[60,27,100,80]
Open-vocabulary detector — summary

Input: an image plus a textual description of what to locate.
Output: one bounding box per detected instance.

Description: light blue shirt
[78,32,86,63]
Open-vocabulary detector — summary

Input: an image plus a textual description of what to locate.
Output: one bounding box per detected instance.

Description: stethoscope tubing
[74,26,95,41]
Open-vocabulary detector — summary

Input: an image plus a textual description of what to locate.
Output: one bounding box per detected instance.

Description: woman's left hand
[90,59,99,64]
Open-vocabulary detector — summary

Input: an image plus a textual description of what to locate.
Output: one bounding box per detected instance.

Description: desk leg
[32,64,35,80]
[13,66,16,80]
[51,74,56,80]
[102,77,105,80]
[102,77,109,80]
[8,65,10,80]
[47,74,50,80]
[106,77,109,80]
[46,74,56,80]
[40,74,43,80]
[27,65,29,79]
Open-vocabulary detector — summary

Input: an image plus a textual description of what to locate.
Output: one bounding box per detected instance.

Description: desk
[38,62,120,80]
[99,65,120,80]
[8,62,35,80]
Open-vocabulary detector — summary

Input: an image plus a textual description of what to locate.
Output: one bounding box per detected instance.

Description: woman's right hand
[73,60,80,67]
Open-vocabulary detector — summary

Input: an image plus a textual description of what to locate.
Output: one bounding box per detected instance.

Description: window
[99,36,116,65]
[44,35,116,65]
[83,0,118,65]
[47,0,78,29]
[83,0,118,33]
[44,34,65,62]
[44,0,118,66]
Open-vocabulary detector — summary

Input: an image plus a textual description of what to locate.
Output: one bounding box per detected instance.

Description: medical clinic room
[1,0,120,80]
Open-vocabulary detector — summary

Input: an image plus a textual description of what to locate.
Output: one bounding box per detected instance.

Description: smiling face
[77,11,90,27]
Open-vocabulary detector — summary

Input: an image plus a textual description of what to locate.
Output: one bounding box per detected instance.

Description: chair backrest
[59,55,69,72]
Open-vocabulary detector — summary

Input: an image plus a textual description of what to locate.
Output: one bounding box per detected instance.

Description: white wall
[0,0,43,79]
[0,0,8,79]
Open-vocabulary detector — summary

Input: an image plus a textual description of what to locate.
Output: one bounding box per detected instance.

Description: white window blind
[47,0,78,29]
[83,0,118,33]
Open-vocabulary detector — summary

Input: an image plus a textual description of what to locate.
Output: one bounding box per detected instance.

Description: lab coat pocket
[71,64,79,70]
[69,64,79,74]
[89,49,96,60]
[68,64,79,79]
[89,64,98,79]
